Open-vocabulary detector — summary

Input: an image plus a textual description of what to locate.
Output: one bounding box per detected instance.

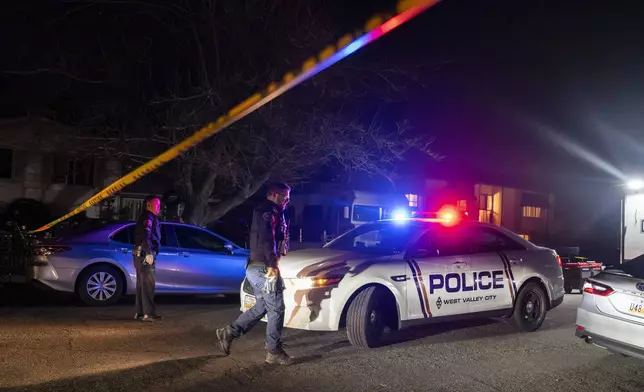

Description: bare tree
[2,0,440,225]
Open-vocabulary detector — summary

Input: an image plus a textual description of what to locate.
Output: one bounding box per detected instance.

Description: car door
[172,225,247,293]
[108,223,178,291]
[464,226,526,313]
[404,225,472,319]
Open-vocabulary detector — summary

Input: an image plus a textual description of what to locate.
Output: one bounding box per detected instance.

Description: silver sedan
[28,222,249,306]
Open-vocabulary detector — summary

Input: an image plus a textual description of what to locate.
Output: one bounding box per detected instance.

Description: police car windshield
[324,221,424,254]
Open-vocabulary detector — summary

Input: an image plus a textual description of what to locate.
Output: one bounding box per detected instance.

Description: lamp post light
[626,179,644,191]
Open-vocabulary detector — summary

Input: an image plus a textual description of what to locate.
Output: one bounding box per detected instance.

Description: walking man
[216,182,292,365]
[133,195,163,322]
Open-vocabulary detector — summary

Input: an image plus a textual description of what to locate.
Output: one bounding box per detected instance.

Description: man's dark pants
[134,256,157,316]
[231,263,285,352]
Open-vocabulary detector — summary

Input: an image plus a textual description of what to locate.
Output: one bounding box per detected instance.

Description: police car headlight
[287,277,343,290]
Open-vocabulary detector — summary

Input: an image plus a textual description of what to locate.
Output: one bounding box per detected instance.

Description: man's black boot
[265,347,293,365]
[216,326,236,355]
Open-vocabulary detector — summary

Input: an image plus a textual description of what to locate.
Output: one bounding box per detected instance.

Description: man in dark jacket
[216,182,292,365]
[133,195,163,322]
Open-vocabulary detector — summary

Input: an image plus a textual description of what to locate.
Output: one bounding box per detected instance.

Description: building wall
[501,187,520,232]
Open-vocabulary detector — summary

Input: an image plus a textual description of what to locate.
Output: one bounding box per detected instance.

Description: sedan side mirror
[224,243,235,254]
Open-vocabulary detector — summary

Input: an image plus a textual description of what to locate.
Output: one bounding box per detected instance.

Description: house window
[478,194,493,223]
[121,198,144,221]
[522,206,542,219]
[53,156,95,186]
[405,194,418,208]
[0,148,13,179]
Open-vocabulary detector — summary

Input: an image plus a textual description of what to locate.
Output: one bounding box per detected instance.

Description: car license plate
[242,295,256,312]
[628,301,644,315]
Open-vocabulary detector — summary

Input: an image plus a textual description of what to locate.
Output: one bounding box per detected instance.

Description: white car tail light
[582,280,615,297]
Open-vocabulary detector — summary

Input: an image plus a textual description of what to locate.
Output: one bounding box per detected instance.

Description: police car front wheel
[346,286,395,348]
[513,282,547,332]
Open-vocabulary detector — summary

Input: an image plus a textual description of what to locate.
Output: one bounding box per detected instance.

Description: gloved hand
[144,254,154,265]
[265,267,277,279]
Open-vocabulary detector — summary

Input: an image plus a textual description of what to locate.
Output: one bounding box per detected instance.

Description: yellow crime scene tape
[29,0,442,234]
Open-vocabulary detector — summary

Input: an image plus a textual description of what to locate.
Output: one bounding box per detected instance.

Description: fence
[0,226,35,285]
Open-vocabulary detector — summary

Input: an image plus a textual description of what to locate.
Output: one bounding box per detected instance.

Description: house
[402,178,555,244]
[0,117,180,232]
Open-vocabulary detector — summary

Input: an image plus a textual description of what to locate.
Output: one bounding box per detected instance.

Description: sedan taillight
[34,246,71,256]
[583,280,614,296]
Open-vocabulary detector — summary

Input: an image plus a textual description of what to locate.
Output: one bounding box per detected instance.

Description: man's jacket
[249,200,288,269]
[134,210,161,257]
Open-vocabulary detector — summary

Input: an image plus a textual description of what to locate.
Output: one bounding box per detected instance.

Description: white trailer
[621,179,644,262]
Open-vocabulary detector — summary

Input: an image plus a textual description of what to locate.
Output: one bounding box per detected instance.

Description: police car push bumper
[240,277,347,331]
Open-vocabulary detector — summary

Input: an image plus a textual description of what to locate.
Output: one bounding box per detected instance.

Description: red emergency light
[412,204,464,226]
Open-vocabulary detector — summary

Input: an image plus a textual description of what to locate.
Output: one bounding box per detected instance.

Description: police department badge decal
[436,297,442,310]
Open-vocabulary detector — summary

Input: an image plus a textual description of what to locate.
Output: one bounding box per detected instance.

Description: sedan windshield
[324,221,425,255]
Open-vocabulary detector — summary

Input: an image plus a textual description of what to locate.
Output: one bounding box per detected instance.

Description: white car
[575,260,644,359]
[240,217,565,348]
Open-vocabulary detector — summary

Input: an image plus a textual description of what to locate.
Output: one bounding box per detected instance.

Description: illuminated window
[480,195,493,210]
[478,194,493,223]
[522,206,542,218]
[405,194,418,208]
[519,234,530,240]
[457,200,467,211]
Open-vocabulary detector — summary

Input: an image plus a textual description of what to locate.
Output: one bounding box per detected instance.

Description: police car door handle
[509,257,523,264]
[453,261,467,265]
[178,252,190,257]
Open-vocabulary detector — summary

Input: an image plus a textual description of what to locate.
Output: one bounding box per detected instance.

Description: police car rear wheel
[513,283,547,332]
[346,286,389,348]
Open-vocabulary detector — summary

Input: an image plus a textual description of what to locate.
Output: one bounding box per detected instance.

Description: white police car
[240,211,565,348]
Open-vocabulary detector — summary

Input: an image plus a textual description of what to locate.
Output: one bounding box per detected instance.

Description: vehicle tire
[77,265,124,306]
[346,286,390,348]
[513,282,547,332]
[564,285,573,294]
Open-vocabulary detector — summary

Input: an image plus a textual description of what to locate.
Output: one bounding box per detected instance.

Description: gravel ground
[1,288,643,392]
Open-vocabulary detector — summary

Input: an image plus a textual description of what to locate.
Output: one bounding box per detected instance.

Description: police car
[240,208,565,348]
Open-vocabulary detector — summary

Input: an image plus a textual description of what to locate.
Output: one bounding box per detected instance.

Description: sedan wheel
[77,265,124,306]
[86,272,118,302]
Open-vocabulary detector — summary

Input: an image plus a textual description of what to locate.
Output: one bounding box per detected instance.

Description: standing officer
[133,195,163,322]
[216,182,292,365]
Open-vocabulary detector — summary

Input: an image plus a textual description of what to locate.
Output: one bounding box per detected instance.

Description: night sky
[2,0,643,258]
[3,1,643,182]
